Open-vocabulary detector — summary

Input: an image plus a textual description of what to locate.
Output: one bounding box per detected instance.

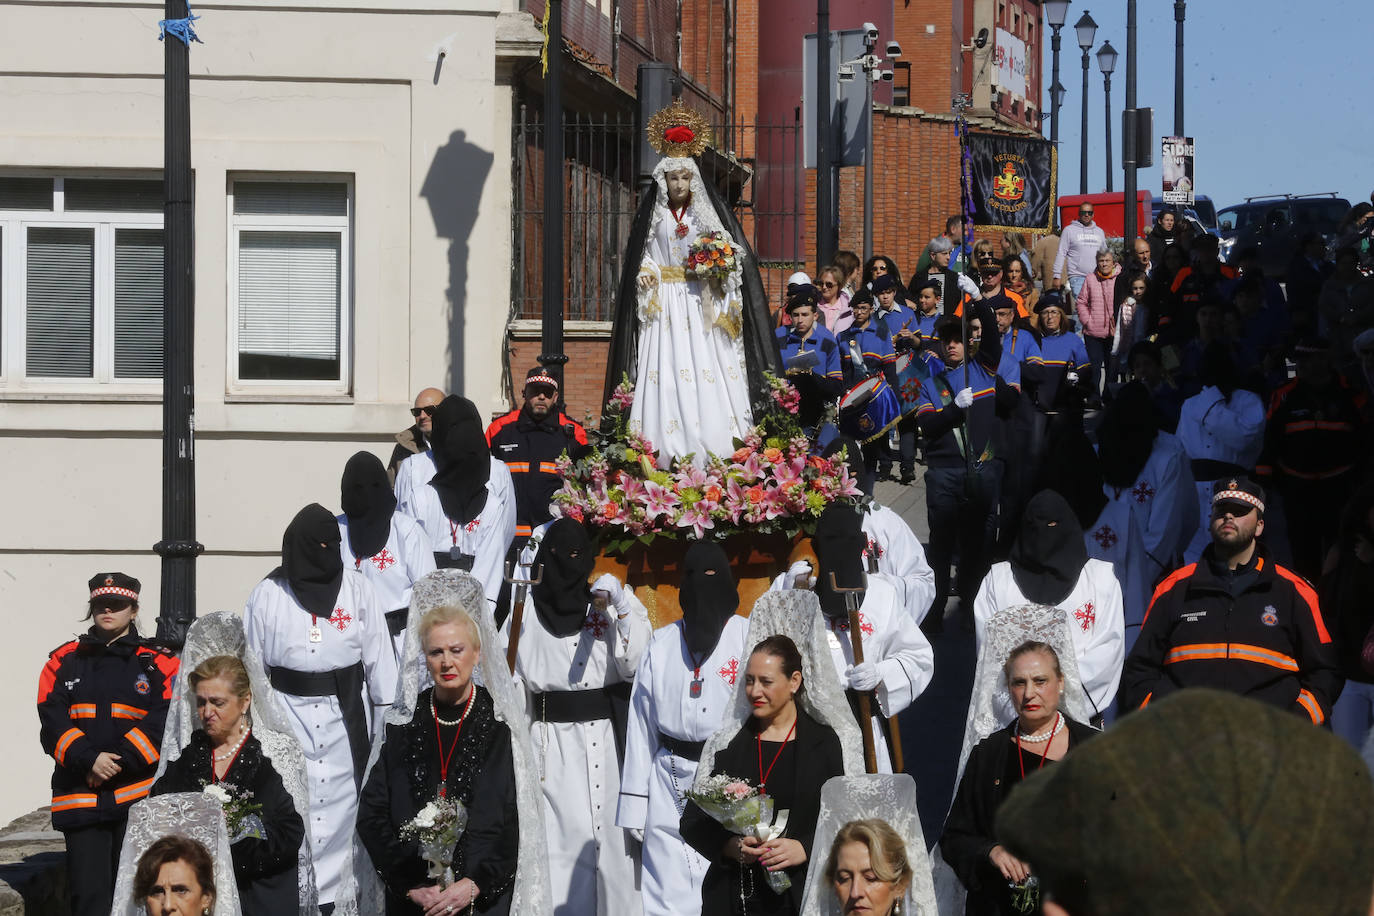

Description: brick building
[504,0,1049,422]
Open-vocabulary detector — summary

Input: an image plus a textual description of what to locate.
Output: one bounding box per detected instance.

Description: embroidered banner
[967,132,1056,232]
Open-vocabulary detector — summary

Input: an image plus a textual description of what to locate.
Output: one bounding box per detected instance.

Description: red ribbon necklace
[670,204,690,239]
[1015,713,1062,781]
[433,687,476,799]
[756,715,797,795]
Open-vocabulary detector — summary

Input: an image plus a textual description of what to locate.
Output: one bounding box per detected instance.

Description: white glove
[785,560,815,590]
[591,573,625,612]
[954,387,975,409]
[1065,370,1080,385]
[628,827,645,844]
[845,661,881,692]
[956,273,981,299]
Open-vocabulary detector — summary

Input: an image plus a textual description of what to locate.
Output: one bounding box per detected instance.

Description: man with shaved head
[387,386,444,485]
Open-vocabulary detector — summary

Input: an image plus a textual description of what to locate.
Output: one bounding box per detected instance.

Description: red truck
[1056,191,1150,239]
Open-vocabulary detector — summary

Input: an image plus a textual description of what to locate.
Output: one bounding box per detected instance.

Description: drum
[838,375,901,444]
[893,351,930,418]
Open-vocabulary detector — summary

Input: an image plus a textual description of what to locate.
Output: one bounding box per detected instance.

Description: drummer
[874,275,919,355]
[911,279,944,346]
[837,287,899,390]
[776,287,846,448]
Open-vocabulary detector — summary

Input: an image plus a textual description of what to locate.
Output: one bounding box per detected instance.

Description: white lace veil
[800,774,938,916]
[112,792,243,916]
[695,589,865,788]
[933,603,1094,916]
[155,611,319,913]
[337,569,552,916]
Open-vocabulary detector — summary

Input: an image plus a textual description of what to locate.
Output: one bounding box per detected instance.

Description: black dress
[357,685,518,915]
[940,718,1098,916]
[679,709,845,915]
[153,731,304,915]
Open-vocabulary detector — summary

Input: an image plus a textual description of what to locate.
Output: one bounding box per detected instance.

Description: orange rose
[763,447,784,464]
[705,485,723,503]
[601,502,618,519]
[722,244,733,255]
[746,485,765,504]
[732,446,753,463]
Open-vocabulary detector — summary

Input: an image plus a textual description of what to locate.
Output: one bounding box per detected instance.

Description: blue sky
[1046,1,1374,212]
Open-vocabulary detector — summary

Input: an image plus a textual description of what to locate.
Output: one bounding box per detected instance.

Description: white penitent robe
[616,615,750,916]
[1086,433,1196,638]
[819,576,934,774]
[972,560,1126,718]
[392,448,436,515]
[242,571,397,905]
[1176,386,1266,563]
[862,503,937,624]
[630,203,752,465]
[504,591,652,916]
[402,456,517,609]
[336,511,437,663]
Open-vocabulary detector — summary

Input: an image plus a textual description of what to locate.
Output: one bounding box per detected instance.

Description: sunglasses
[410,405,437,418]
[1212,503,1258,519]
[820,281,838,288]
[92,598,134,612]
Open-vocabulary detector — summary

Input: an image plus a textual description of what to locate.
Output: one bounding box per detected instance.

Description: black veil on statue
[602,168,781,411]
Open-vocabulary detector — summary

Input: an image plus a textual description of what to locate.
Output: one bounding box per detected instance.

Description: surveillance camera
[974,28,989,49]
[880,70,894,82]
[838,64,855,82]
[863,22,879,41]
[886,41,902,59]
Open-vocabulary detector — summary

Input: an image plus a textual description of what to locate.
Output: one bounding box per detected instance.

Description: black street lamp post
[540,0,567,373]
[1043,0,1071,146]
[1097,41,1117,193]
[1074,11,1097,194]
[1174,0,1185,135]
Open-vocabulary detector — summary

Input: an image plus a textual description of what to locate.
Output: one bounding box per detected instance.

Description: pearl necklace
[431,688,474,726]
[214,727,250,761]
[1017,712,1063,743]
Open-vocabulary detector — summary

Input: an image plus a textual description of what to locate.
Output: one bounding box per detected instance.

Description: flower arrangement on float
[554,372,860,555]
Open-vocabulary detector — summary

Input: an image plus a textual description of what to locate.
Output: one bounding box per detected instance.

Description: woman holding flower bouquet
[358,601,519,915]
[152,655,304,914]
[680,635,845,914]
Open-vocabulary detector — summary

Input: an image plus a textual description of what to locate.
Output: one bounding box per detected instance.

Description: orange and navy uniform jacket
[1256,375,1367,482]
[486,407,588,542]
[37,629,179,829]
[1120,546,1341,725]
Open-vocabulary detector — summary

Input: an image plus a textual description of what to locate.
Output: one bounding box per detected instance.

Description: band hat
[1034,289,1068,314]
[1211,476,1266,515]
[524,367,560,391]
[870,275,897,295]
[89,572,141,601]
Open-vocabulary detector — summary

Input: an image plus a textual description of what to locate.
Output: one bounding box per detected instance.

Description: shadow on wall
[420,130,494,395]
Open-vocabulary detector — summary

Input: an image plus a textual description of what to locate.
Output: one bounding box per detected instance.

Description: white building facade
[1,0,541,823]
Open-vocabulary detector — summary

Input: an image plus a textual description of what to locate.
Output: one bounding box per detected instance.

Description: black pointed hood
[340,451,395,559]
[1097,382,1158,489]
[429,396,490,524]
[813,503,868,618]
[679,540,738,657]
[1009,490,1089,605]
[531,518,596,637]
[273,503,344,617]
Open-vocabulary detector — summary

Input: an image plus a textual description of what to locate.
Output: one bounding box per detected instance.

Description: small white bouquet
[201,782,265,843]
[398,797,469,888]
[686,775,792,894]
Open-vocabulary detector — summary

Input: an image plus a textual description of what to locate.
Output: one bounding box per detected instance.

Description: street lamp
[1043,0,1071,146]
[1074,11,1097,194]
[1174,0,1186,135]
[1097,40,1117,192]
[849,23,899,262]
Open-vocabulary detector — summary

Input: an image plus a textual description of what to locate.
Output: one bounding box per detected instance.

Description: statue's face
[665,169,693,206]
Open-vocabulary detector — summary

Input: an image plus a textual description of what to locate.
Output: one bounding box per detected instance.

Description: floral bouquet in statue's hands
[686,231,738,283]
[686,775,792,894]
[398,797,469,888]
[202,782,265,843]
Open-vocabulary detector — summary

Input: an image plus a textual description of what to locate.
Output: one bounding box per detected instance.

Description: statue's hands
[637,272,658,291]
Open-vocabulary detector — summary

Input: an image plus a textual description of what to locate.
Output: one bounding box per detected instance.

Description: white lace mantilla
[800,774,938,915]
[112,792,243,916]
[696,589,865,789]
[337,569,552,916]
[156,611,319,913]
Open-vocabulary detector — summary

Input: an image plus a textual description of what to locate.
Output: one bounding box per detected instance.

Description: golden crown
[646,100,712,158]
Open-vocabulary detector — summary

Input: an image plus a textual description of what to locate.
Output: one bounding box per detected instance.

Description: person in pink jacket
[1078,248,1120,392]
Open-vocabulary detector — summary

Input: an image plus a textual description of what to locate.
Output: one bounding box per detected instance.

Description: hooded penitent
[813,503,869,619]
[531,517,596,637]
[679,540,739,657]
[340,451,395,560]
[1009,490,1090,605]
[1096,381,1159,490]
[428,395,490,525]
[274,503,344,618]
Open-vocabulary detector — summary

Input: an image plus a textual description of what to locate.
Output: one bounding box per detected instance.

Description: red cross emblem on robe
[1093,525,1118,550]
[328,607,353,632]
[718,657,739,686]
[1074,601,1096,632]
[583,609,609,639]
[371,549,396,572]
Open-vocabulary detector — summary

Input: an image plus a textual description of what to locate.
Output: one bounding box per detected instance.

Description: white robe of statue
[631,157,752,465]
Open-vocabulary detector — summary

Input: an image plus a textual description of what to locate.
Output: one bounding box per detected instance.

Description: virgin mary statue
[604,101,780,465]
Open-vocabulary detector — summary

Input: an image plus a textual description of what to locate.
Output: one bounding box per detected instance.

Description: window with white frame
[0,176,165,384]
[229,178,351,388]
